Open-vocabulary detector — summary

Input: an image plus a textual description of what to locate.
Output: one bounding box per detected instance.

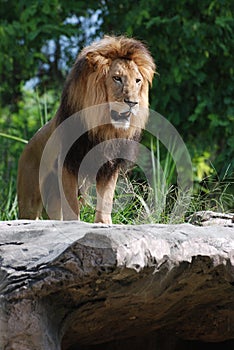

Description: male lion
[17,35,155,223]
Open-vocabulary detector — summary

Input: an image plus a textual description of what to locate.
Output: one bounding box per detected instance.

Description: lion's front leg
[95,170,118,224]
[61,167,80,220]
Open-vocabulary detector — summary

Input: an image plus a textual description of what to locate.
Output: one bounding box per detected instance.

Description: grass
[0,167,233,224]
[0,133,28,144]
[79,160,233,225]
[1,161,232,224]
[0,178,18,221]
[188,168,234,215]
[0,134,233,223]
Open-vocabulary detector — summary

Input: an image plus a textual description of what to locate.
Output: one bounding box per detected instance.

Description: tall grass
[0,133,28,144]
[149,137,177,222]
[0,89,54,222]
[0,134,28,221]
[0,135,233,223]
[0,178,18,220]
[188,165,234,215]
[1,134,233,223]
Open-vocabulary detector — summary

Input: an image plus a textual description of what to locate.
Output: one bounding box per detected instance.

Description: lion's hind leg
[17,172,43,220]
[18,196,43,220]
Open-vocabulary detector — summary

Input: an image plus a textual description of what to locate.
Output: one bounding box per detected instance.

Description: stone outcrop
[187,210,234,226]
[0,218,234,349]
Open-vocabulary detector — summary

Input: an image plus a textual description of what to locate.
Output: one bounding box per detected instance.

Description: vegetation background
[0,0,233,221]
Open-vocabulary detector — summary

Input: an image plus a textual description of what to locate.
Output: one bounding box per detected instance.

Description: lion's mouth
[111,109,131,121]
[110,109,131,130]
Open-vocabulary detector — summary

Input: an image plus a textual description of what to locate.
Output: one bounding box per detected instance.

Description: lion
[17,35,155,223]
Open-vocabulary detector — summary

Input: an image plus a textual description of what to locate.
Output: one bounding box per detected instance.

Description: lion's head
[57,36,156,140]
[105,58,145,130]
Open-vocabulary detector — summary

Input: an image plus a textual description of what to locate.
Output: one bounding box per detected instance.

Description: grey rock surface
[0,220,234,350]
[187,210,234,226]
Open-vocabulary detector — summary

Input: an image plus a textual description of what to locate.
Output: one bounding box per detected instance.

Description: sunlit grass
[0,169,233,223]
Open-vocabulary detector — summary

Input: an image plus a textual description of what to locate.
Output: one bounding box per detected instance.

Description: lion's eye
[136,78,141,84]
[113,76,122,83]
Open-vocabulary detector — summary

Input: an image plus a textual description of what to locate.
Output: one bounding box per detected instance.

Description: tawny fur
[17,35,155,223]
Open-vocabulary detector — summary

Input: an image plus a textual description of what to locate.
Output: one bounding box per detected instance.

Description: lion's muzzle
[111,109,131,121]
[109,100,139,129]
[110,109,132,130]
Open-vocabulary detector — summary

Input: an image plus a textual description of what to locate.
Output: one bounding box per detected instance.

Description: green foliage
[0,178,18,220]
[0,89,58,217]
[0,0,100,106]
[101,0,234,179]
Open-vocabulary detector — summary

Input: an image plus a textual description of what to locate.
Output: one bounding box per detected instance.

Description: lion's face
[106,59,143,130]
[65,36,155,140]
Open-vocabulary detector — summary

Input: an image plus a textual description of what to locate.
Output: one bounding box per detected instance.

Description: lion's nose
[124,99,138,108]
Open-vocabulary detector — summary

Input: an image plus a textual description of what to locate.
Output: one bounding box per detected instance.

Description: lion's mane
[56,36,155,135]
[55,35,155,177]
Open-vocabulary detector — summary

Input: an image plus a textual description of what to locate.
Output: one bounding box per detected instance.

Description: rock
[187,210,234,226]
[0,220,234,350]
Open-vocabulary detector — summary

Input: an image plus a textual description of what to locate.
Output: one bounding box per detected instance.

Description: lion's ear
[86,52,111,71]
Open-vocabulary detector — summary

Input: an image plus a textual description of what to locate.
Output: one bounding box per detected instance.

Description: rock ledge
[0,220,234,350]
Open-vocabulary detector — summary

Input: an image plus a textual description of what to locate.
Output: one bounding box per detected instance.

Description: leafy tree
[0,0,99,107]
[100,0,234,177]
